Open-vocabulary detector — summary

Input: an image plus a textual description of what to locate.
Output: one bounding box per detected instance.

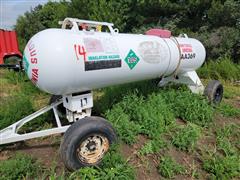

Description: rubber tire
[60,116,117,171]
[204,80,223,105]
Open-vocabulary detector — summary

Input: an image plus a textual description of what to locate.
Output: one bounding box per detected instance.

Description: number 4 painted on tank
[74,44,87,61]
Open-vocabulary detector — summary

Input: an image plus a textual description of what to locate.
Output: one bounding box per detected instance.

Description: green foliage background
[15,0,240,63]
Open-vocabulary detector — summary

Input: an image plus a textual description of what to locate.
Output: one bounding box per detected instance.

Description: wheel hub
[214,87,223,103]
[77,134,109,164]
[86,141,97,151]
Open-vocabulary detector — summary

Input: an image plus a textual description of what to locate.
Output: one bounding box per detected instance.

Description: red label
[180,44,193,53]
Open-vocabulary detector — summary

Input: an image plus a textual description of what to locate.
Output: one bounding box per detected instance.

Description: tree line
[15,0,240,63]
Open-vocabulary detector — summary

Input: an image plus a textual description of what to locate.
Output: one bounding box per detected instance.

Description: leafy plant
[160,88,214,127]
[158,156,185,178]
[134,93,175,138]
[106,106,141,144]
[0,153,42,180]
[172,124,201,151]
[106,91,175,144]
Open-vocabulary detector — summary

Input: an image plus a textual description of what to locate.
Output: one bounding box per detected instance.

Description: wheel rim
[214,86,223,103]
[77,134,109,164]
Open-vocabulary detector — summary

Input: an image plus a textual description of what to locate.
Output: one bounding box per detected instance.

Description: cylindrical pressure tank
[23,23,205,95]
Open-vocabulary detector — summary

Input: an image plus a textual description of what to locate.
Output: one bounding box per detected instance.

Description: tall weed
[197,57,240,81]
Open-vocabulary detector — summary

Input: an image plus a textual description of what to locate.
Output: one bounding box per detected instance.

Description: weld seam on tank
[162,38,172,77]
[171,37,183,78]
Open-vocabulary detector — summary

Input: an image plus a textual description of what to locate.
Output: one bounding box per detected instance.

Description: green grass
[217,103,240,117]
[197,56,240,81]
[216,124,239,156]
[203,154,240,179]
[0,94,35,129]
[0,70,50,130]
[158,156,185,178]
[0,153,42,180]
[202,124,240,179]
[222,82,240,98]
[3,70,26,84]
[172,123,201,151]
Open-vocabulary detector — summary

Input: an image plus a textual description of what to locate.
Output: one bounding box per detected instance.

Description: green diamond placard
[124,49,140,70]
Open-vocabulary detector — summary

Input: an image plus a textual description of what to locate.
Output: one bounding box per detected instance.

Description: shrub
[192,27,240,62]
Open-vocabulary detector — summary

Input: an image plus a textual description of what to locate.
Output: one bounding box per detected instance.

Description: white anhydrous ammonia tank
[23,19,205,95]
